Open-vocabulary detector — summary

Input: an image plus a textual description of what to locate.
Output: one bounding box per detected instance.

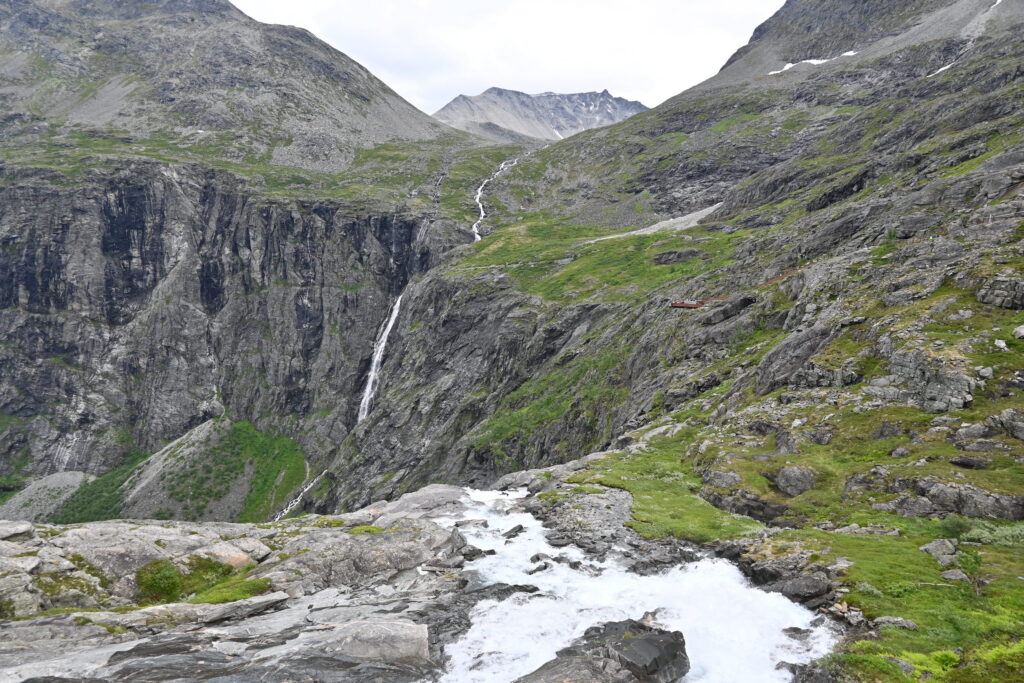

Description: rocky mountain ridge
[433,87,648,142]
[0,0,449,172]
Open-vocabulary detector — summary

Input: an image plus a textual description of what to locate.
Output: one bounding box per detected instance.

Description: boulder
[0,521,34,542]
[703,470,742,488]
[774,466,817,496]
[519,619,689,683]
[874,616,919,631]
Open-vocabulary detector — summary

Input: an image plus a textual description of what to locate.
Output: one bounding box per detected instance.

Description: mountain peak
[434,87,647,143]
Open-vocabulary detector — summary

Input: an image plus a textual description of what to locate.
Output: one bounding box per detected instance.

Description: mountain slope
[434,87,647,142]
[0,0,449,172]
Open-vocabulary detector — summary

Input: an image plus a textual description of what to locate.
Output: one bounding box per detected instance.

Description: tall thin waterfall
[357,294,404,422]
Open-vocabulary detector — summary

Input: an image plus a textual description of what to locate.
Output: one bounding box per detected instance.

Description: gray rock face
[434,88,647,142]
[518,619,690,683]
[0,484,507,680]
[876,481,1024,521]
[977,277,1024,309]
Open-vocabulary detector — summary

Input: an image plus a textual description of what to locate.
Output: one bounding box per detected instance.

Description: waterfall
[471,158,519,241]
[272,470,326,522]
[357,294,404,422]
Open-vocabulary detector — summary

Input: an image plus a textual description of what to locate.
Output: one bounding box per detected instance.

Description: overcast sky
[232,1,786,113]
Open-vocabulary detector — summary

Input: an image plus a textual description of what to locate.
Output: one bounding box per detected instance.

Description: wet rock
[519,619,689,683]
[701,489,788,523]
[774,466,817,497]
[502,524,526,539]
[779,573,831,603]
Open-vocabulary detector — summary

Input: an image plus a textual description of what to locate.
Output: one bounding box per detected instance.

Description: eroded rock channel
[0,456,838,682]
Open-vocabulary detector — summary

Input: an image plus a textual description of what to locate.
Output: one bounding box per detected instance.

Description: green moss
[346,525,386,535]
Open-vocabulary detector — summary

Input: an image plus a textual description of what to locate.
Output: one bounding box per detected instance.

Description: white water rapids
[438,489,837,682]
[471,158,519,241]
[357,293,404,422]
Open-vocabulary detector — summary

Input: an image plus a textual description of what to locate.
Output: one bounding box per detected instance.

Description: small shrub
[135,560,183,603]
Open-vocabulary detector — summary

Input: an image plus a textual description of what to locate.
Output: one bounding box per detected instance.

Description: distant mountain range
[433,87,648,142]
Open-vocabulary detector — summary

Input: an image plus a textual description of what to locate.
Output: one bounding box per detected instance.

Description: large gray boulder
[774,466,817,497]
[518,619,690,683]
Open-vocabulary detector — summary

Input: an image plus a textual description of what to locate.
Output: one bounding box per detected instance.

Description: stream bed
[438,489,837,682]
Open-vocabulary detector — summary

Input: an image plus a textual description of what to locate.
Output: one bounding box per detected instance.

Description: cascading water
[272,470,326,522]
[438,489,837,682]
[471,158,519,241]
[357,293,404,422]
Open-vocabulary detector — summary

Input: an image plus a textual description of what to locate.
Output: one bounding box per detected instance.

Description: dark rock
[949,455,991,470]
[653,248,702,265]
[502,524,526,539]
[519,619,689,683]
[780,573,831,602]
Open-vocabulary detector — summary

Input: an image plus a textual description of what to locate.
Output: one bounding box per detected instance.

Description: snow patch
[768,51,858,76]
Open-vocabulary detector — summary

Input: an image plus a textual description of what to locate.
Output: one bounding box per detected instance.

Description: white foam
[440,489,837,682]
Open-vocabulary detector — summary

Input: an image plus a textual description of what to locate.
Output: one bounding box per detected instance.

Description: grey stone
[0,521,34,541]
[940,569,971,582]
[774,466,817,496]
[520,619,689,683]
[875,616,919,631]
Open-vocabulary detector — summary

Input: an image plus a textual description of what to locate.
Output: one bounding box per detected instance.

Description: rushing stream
[471,158,519,241]
[438,489,837,682]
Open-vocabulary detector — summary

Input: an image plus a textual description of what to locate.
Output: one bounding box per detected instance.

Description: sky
[231,1,787,114]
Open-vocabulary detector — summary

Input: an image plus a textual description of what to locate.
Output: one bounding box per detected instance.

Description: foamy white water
[357,294,404,422]
[471,159,519,241]
[272,470,326,521]
[440,489,836,682]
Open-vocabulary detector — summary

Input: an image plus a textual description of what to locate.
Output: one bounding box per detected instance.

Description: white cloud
[231,0,786,113]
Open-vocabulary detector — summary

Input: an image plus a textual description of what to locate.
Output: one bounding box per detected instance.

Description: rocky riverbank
[0,452,851,682]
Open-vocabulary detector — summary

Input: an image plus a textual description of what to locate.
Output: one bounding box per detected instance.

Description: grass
[571,436,763,543]
[135,556,269,605]
[457,213,745,304]
[50,446,150,523]
[162,420,306,521]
